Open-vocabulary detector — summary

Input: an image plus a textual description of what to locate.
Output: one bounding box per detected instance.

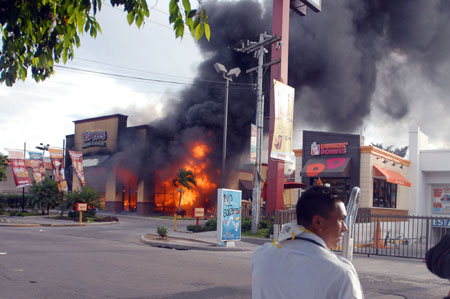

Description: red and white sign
[194,208,205,218]
[7,149,32,188]
[311,142,348,156]
[75,203,88,212]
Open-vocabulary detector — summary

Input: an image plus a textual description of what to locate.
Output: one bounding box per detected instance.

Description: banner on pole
[250,123,257,164]
[68,150,86,187]
[48,147,68,192]
[28,151,46,183]
[217,188,242,241]
[7,149,32,188]
[270,80,295,161]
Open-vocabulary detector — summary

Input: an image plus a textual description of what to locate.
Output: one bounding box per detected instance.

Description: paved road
[0,215,449,298]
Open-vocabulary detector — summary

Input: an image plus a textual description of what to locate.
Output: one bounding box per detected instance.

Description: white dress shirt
[252,229,363,299]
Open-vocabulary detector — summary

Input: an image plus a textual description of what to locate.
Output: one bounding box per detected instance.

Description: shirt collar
[272,222,328,249]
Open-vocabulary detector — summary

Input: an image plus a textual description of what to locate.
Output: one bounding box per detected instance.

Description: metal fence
[273,209,450,259]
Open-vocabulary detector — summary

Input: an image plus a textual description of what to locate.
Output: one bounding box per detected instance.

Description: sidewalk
[0,214,118,227]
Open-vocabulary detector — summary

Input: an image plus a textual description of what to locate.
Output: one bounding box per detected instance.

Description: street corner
[139,234,252,251]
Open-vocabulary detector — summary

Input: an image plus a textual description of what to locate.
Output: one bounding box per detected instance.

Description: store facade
[66,114,156,215]
[409,127,450,235]
[295,130,411,215]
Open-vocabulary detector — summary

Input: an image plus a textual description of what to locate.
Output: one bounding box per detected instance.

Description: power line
[54,65,254,89]
[72,57,254,86]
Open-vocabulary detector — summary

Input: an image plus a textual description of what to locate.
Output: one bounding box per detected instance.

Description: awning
[373,165,411,187]
[300,157,351,178]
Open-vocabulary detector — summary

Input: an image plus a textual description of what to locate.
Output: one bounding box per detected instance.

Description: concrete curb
[0,221,118,227]
[139,234,252,251]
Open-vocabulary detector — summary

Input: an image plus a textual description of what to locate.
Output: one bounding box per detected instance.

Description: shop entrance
[310,177,350,203]
[122,184,137,212]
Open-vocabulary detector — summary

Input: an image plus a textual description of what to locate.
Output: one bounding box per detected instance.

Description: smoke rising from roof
[146,0,450,175]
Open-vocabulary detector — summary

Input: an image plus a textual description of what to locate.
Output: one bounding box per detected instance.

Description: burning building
[65,114,219,216]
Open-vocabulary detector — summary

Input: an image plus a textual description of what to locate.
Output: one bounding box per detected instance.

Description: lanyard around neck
[294,236,327,249]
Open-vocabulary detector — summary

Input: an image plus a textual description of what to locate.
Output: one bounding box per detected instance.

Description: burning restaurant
[65,114,219,216]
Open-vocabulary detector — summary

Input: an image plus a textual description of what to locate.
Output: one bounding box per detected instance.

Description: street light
[214,62,241,188]
[36,143,50,153]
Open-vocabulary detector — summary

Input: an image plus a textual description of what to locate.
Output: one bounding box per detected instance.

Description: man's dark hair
[426,234,450,279]
[296,186,343,227]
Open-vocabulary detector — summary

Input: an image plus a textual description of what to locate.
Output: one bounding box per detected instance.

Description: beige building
[295,130,411,216]
[66,114,156,215]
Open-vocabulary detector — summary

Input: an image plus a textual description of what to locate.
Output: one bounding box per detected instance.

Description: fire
[154,141,218,215]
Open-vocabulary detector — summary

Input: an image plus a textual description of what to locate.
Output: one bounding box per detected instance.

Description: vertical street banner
[28,151,46,183]
[270,79,295,161]
[250,123,257,164]
[48,147,68,192]
[217,188,242,241]
[68,150,86,187]
[7,149,32,188]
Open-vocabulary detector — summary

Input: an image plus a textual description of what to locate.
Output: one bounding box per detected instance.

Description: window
[373,179,397,208]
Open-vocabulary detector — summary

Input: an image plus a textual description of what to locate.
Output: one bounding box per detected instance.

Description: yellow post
[174,213,177,231]
[79,211,83,223]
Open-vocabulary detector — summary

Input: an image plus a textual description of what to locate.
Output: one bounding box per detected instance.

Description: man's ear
[311,215,325,232]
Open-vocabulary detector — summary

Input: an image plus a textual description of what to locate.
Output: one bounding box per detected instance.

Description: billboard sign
[432,186,450,214]
[250,123,257,163]
[217,188,242,241]
[7,149,32,188]
[270,80,295,162]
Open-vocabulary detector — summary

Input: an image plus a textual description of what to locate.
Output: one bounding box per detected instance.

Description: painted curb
[139,235,251,251]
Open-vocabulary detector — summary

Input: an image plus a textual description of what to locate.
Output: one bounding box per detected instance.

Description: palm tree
[172,168,197,213]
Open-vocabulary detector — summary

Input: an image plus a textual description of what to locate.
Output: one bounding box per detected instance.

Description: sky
[1,0,450,159]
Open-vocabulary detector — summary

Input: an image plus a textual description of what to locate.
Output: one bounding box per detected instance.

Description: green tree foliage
[0,0,209,86]
[370,143,408,158]
[29,179,60,215]
[66,186,101,211]
[0,153,7,182]
[172,168,196,213]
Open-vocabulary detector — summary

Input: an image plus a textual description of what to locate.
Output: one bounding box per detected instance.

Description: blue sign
[217,189,242,241]
[432,218,450,228]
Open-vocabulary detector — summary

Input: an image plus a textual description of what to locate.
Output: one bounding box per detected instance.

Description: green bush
[259,220,268,229]
[0,193,32,209]
[157,225,168,239]
[187,218,217,233]
[242,217,251,232]
[187,225,207,232]
[205,218,217,230]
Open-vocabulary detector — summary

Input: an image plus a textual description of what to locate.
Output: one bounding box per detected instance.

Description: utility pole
[236,33,281,234]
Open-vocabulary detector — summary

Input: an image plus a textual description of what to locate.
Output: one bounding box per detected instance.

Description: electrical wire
[54,65,253,89]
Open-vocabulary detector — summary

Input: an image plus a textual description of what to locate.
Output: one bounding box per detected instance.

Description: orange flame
[154,141,218,215]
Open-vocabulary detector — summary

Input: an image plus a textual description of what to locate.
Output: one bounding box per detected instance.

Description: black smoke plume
[148,0,450,181]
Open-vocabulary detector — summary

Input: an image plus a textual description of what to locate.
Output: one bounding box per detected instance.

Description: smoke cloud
[144,0,450,180]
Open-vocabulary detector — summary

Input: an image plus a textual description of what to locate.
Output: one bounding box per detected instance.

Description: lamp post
[35,143,50,177]
[36,143,50,155]
[214,63,241,188]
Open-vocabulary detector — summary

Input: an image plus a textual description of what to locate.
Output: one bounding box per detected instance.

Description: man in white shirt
[252,186,363,299]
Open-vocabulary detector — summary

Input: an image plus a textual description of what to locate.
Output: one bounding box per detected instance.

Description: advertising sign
[432,218,450,228]
[432,186,450,214]
[28,151,46,183]
[217,189,242,241]
[48,147,68,192]
[194,208,205,218]
[68,150,86,187]
[270,80,295,161]
[250,123,257,163]
[75,203,88,212]
[7,149,32,188]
